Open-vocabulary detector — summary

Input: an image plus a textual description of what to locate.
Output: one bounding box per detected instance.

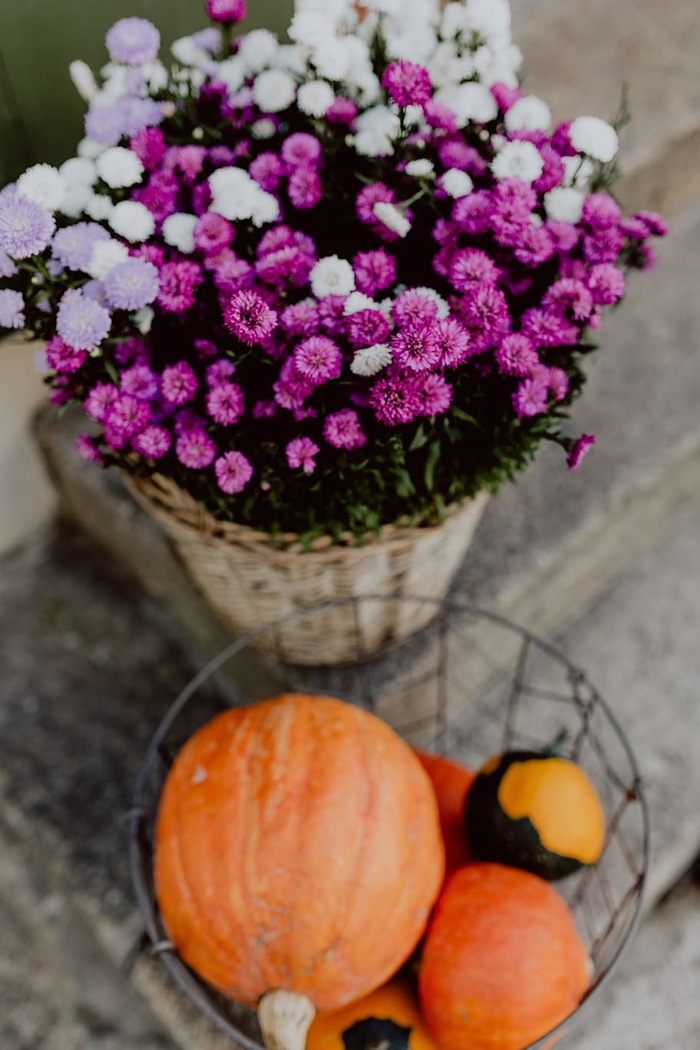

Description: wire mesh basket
[129,596,649,1050]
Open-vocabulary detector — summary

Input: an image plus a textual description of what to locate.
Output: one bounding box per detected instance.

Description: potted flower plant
[0,0,666,663]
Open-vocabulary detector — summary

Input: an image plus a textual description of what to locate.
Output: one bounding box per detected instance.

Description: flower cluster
[0,0,666,539]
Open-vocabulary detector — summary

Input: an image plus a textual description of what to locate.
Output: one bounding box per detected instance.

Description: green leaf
[408,424,428,451]
[424,442,441,493]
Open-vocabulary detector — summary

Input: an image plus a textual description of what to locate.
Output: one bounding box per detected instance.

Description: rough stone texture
[512,0,700,215]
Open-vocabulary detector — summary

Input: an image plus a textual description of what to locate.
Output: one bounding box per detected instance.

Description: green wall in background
[0,0,294,186]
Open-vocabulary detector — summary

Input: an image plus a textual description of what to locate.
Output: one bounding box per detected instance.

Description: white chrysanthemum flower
[295,0,348,15]
[414,287,450,317]
[86,239,129,280]
[214,57,246,94]
[253,69,297,113]
[84,194,115,222]
[428,41,459,88]
[252,118,277,139]
[505,96,552,132]
[69,60,98,102]
[435,82,498,127]
[464,0,512,43]
[273,44,306,76]
[344,291,378,315]
[134,306,154,334]
[373,202,412,238]
[530,212,544,227]
[171,36,209,67]
[448,54,477,84]
[95,147,144,189]
[101,66,129,103]
[109,200,156,243]
[297,80,335,118]
[77,138,107,160]
[385,28,436,64]
[249,189,280,227]
[60,184,94,219]
[288,11,339,49]
[405,159,435,178]
[141,61,169,93]
[354,105,401,157]
[562,155,595,189]
[491,140,544,182]
[162,213,198,253]
[441,2,472,38]
[543,187,585,224]
[349,70,382,107]
[238,29,279,74]
[351,343,393,376]
[441,169,474,198]
[569,116,619,163]
[311,256,356,299]
[209,166,252,197]
[16,164,67,211]
[59,157,96,187]
[310,39,352,81]
[363,0,402,14]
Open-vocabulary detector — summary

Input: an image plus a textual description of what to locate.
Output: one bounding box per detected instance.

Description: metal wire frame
[128,596,650,1050]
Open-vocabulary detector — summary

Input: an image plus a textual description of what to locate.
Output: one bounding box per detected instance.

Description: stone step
[511,0,700,215]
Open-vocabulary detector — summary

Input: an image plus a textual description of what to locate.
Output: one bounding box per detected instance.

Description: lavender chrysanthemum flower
[104,393,151,439]
[0,192,55,259]
[162,361,198,406]
[106,18,160,65]
[224,289,278,344]
[175,429,217,469]
[206,359,235,386]
[120,364,160,401]
[494,333,539,377]
[206,381,245,425]
[56,290,111,351]
[52,223,109,271]
[287,436,320,474]
[45,334,86,373]
[132,425,171,459]
[84,105,127,147]
[294,335,343,385]
[215,450,253,494]
[420,374,452,416]
[0,288,25,329]
[587,263,626,305]
[567,433,596,470]
[370,375,423,426]
[390,325,442,372]
[104,259,159,311]
[382,61,432,108]
[323,409,367,450]
[513,376,550,418]
[0,247,18,278]
[85,382,118,422]
[353,249,396,296]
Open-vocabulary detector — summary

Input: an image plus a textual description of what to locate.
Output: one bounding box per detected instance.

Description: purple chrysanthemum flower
[288,165,323,210]
[370,375,423,426]
[542,278,594,321]
[392,289,440,329]
[460,285,510,343]
[587,263,626,305]
[133,172,179,223]
[513,376,550,418]
[130,127,167,170]
[633,211,669,238]
[548,366,569,401]
[120,364,159,400]
[254,400,278,419]
[287,436,319,474]
[175,429,217,469]
[162,361,198,406]
[382,61,432,108]
[513,225,556,267]
[282,133,322,169]
[0,288,25,330]
[84,105,127,146]
[390,325,442,372]
[255,245,315,287]
[356,182,396,226]
[106,17,160,65]
[75,434,103,464]
[114,336,148,366]
[132,425,171,459]
[438,140,485,174]
[583,227,623,265]
[212,252,253,293]
[326,97,358,126]
[0,247,17,278]
[294,335,343,384]
[195,339,218,360]
[567,433,596,470]
[194,213,234,255]
[130,243,165,271]
[215,450,253,494]
[104,393,151,439]
[85,382,118,422]
[323,409,367,450]
[420,374,452,416]
[104,259,160,311]
[353,249,396,296]
[118,97,164,138]
[156,260,202,312]
[274,360,315,412]
[206,381,245,425]
[434,317,472,368]
[45,334,86,373]
[206,359,235,385]
[347,309,391,349]
[494,333,539,377]
[224,289,278,345]
[52,223,110,271]
[0,192,55,259]
[249,152,286,193]
[423,98,458,132]
[520,308,578,347]
[545,219,580,253]
[206,0,247,23]
[166,145,206,185]
[582,193,622,230]
[280,299,319,338]
[449,248,500,292]
[56,290,111,351]
[451,191,493,235]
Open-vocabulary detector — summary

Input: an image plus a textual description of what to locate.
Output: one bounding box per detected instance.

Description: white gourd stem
[258,990,316,1050]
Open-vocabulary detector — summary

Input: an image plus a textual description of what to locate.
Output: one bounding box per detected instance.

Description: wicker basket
[124,473,490,665]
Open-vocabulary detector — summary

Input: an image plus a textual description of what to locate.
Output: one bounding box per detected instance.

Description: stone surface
[512,0,700,215]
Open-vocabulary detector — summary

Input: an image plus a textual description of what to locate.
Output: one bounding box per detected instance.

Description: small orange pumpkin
[415,751,475,875]
[307,974,439,1050]
[154,693,444,1041]
[418,863,591,1050]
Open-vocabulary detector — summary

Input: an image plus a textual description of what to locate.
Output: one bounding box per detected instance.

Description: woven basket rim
[123,472,488,558]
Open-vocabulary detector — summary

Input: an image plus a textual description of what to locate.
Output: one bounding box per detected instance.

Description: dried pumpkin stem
[258,990,316,1050]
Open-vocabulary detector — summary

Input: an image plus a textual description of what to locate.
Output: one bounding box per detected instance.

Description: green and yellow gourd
[464,750,606,880]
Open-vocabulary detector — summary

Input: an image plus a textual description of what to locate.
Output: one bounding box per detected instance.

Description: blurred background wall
[0,0,293,554]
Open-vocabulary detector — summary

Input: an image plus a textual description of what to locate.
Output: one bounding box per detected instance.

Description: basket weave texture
[124,473,490,665]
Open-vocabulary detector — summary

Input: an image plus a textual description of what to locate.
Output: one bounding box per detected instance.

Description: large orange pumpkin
[418,863,590,1050]
[415,751,475,875]
[154,693,445,1021]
